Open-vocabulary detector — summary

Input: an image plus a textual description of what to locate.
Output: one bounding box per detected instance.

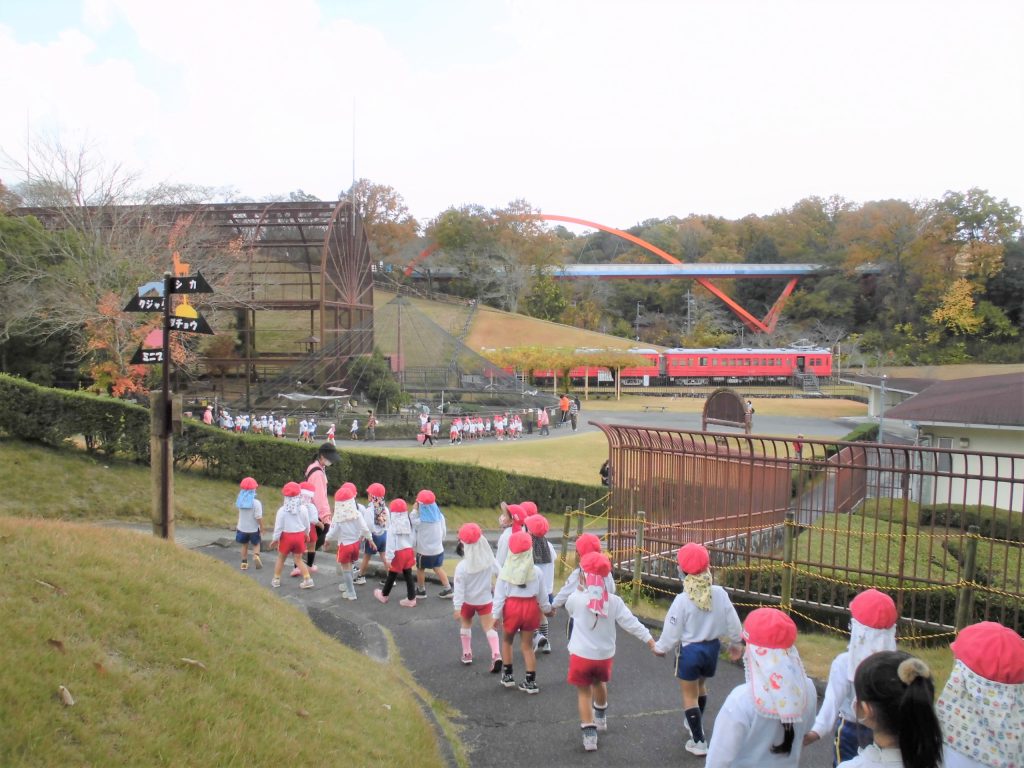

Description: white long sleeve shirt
[812,652,856,737]
[564,590,652,661]
[452,562,498,610]
[411,514,446,557]
[536,542,556,595]
[325,514,371,547]
[495,527,513,565]
[705,678,818,768]
[384,517,415,562]
[654,584,743,655]
[837,744,905,767]
[272,501,310,539]
[492,567,550,620]
[553,568,616,608]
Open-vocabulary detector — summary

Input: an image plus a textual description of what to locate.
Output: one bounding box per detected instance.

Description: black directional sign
[167,313,214,335]
[123,295,166,312]
[131,347,164,365]
[168,272,213,294]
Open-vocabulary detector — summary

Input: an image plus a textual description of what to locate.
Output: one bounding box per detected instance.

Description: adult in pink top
[302,442,340,571]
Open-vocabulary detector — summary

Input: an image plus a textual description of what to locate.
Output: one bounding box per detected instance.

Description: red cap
[506,504,527,524]
[575,533,602,556]
[334,485,357,501]
[298,481,315,495]
[580,552,611,578]
[525,514,549,537]
[366,482,386,498]
[850,589,898,629]
[509,531,532,554]
[951,622,1024,684]
[520,501,538,516]
[743,608,798,649]
[239,477,258,490]
[677,543,710,575]
[417,489,436,505]
[458,523,482,544]
[282,482,301,497]
[389,499,408,513]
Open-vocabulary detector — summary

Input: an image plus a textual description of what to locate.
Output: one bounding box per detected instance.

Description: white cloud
[1,0,1021,226]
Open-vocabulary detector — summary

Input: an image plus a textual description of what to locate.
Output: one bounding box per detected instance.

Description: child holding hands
[234,476,263,571]
[270,482,314,589]
[564,552,659,752]
[324,482,371,600]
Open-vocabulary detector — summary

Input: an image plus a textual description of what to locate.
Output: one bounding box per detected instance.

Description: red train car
[662,347,832,385]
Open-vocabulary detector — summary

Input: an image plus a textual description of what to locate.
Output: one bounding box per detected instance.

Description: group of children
[236,465,1024,763]
[447,413,530,443]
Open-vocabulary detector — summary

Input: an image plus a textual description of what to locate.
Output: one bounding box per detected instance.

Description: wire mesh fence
[583,424,1022,637]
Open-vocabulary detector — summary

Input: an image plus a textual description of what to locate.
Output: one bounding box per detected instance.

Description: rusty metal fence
[593,423,1023,638]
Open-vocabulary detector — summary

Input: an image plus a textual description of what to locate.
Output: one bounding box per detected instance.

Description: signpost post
[124,268,213,540]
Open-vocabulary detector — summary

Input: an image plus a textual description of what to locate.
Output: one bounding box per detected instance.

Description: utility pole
[877,374,888,444]
[634,301,643,342]
[686,290,693,337]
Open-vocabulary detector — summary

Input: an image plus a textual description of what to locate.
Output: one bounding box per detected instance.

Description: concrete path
[159,526,835,767]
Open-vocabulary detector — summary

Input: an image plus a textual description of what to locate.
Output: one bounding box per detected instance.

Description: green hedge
[0,374,604,511]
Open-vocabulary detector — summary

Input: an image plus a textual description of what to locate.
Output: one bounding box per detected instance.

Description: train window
[700,357,708,366]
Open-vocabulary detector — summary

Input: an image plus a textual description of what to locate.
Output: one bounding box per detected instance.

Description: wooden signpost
[124,268,214,539]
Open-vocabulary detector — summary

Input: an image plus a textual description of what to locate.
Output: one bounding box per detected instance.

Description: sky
[1,0,1022,230]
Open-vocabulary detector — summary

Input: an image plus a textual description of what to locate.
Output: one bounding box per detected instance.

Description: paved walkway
[151,526,835,767]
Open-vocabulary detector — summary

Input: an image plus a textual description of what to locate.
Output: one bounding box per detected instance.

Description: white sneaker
[593,707,607,732]
[300,579,315,589]
[582,725,598,752]
[685,739,708,756]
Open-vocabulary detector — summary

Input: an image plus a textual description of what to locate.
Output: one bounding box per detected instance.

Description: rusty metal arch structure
[702,388,752,434]
[404,213,799,333]
[14,200,373,406]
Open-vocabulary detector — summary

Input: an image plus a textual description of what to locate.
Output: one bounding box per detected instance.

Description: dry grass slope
[0,518,445,768]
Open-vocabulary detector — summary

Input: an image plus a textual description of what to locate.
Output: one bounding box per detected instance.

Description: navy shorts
[417,552,444,569]
[363,532,386,554]
[235,530,261,545]
[675,639,721,681]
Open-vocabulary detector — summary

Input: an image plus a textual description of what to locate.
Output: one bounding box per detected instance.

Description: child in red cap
[552,533,617,641]
[270,482,314,589]
[234,477,263,571]
[354,482,388,585]
[654,542,743,756]
[324,482,371,600]
[374,499,418,607]
[565,552,658,752]
[495,502,528,566]
[525,514,556,653]
[412,489,453,599]
[452,523,502,671]
[705,608,816,768]
[805,588,898,764]
[492,530,552,693]
[937,622,1023,768]
[838,650,941,768]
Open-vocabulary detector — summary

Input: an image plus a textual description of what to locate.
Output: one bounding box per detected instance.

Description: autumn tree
[340,178,419,259]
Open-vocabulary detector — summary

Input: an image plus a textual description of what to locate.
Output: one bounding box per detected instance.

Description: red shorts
[460,602,493,620]
[501,596,541,634]
[278,531,307,556]
[389,547,415,573]
[335,541,361,565]
[567,654,614,687]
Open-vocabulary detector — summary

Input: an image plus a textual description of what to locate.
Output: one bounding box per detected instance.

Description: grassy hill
[374,289,657,354]
[0,517,444,768]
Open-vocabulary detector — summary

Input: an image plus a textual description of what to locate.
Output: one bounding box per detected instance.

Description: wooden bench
[641,405,667,413]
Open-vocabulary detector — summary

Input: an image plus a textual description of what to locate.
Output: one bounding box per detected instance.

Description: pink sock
[460,629,472,656]
[486,629,500,658]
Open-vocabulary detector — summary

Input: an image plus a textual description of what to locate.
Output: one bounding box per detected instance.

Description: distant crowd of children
[234,444,1024,763]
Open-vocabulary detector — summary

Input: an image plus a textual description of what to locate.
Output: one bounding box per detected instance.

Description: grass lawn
[0,518,446,768]
[344,430,611,486]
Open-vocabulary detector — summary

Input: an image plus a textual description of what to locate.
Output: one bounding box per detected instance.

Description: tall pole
[877,374,888,444]
[159,271,172,539]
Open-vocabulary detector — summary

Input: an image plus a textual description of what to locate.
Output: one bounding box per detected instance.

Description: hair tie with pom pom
[897,657,931,685]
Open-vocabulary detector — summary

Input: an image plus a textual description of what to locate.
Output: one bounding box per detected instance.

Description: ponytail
[769,723,795,755]
[853,651,943,768]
